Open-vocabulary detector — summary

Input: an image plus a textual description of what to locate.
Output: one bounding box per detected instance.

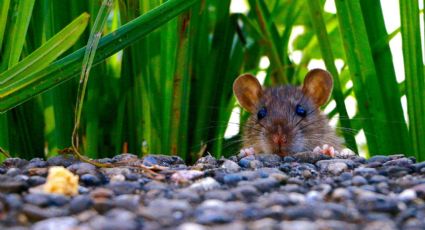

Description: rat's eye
[295,104,307,117]
[257,107,267,120]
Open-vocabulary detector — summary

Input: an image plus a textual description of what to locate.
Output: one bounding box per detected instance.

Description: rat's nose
[272,134,287,146]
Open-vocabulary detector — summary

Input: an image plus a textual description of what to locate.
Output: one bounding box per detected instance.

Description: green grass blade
[169,12,191,157]
[247,0,286,84]
[0,0,10,51]
[0,0,35,69]
[0,0,199,113]
[399,0,425,160]
[360,0,410,155]
[307,0,357,153]
[334,0,393,154]
[73,0,112,151]
[0,13,90,85]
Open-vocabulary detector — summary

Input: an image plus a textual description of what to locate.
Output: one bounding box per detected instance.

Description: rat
[233,68,354,158]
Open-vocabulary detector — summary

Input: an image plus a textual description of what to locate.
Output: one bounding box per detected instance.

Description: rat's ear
[233,74,263,113]
[302,69,333,106]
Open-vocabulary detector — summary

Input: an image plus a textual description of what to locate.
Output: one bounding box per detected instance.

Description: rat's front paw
[313,145,356,158]
[337,148,356,158]
[313,144,336,157]
[238,147,256,158]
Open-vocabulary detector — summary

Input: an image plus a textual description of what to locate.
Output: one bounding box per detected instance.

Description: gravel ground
[0,152,425,230]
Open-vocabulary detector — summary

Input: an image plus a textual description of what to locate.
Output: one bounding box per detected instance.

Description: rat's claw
[239,147,256,158]
[312,144,336,157]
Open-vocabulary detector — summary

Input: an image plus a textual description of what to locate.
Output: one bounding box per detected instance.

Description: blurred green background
[1,0,424,162]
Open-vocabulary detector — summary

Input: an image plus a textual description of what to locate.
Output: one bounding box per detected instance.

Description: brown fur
[234,69,342,156]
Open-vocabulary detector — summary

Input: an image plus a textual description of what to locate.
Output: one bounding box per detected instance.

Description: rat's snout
[271,133,288,146]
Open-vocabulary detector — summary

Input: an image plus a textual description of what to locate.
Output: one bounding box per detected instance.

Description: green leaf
[0,0,199,113]
[0,13,90,87]
[399,0,425,160]
[0,0,10,51]
[0,0,35,69]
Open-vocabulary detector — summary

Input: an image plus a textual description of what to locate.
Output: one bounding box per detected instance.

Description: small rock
[112,153,139,162]
[110,174,126,182]
[383,158,413,167]
[279,220,316,230]
[106,181,141,195]
[238,156,255,168]
[2,158,29,169]
[255,154,281,167]
[231,185,259,202]
[177,223,206,230]
[252,178,280,193]
[316,159,353,175]
[171,170,204,183]
[22,204,68,221]
[6,168,21,177]
[369,175,388,184]
[195,200,234,225]
[70,195,93,214]
[367,155,390,164]
[249,160,264,169]
[80,174,102,186]
[47,156,76,167]
[28,176,46,187]
[352,175,368,186]
[189,177,221,192]
[142,154,184,166]
[32,217,78,230]
[25,158,48,169]
[354,167,378,177]
[204,189,235,201]
[67,163,97,176]
[0,175,28,193]
[223,173,246,186]
[306,191,322,202]
[332,188,352,201]
[4,194,23,209]
[113,194,140,211]
[364,221,398,230]
[398,189,417,202]
[221,160,241,172]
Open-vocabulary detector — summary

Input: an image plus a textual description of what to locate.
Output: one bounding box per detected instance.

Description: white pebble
[398,189,417,202]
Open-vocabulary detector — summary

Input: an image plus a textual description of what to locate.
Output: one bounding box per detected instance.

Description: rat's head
[233,69,336,156]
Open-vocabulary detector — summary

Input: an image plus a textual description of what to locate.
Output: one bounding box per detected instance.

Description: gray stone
[32,217,78,230]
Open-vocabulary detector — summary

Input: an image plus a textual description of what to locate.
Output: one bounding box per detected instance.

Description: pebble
[0,153,424,229]
[238,156,255,168]
[69,195,93,214]
[106,181,141,195]
[189,177,221,192]
[32,217,78,230]
[221,160,241,172]
[27,176,46,187]
[352,175,368,186]
[0,175,28,193]
[398,189,417,202]
[6,168,22,177]
[80,173,102,186]
[367,155,390,164]
[316,159,352,175]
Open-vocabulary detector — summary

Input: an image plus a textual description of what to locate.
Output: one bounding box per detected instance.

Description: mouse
[233,68,354,158]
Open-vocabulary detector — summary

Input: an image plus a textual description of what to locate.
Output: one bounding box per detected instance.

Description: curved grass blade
[0,0,199,113]
[0,0,35,70]
[0,13,90,85]
[72,0,112,151]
